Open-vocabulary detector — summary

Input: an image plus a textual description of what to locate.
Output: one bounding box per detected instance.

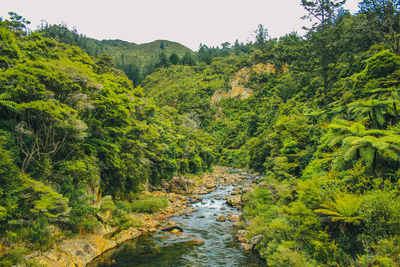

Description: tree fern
[0,92,17,110]
[326,120,400,170]
[315,192,364,225]
[348,98,399,128]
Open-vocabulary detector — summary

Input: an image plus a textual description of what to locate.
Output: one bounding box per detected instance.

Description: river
[88,171,266,267]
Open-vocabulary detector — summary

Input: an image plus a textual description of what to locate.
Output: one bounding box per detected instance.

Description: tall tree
[3,12,31,36]
[359,0,400,54]
[301,0,346,26]
[169,53,180,65]
[254,24,269,48]
[181,52,196,66]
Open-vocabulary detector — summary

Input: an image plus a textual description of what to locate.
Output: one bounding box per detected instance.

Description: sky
[1,0,361,51]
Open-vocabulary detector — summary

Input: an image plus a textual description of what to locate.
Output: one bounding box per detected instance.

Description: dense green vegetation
[39,24,195,85]
[2,0,400,265]
[139,0,400,265]
[0,13,215,265]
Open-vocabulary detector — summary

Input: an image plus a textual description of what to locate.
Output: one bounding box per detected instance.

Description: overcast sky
[1,0,361,50]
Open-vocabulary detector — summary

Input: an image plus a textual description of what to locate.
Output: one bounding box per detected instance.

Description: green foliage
[26,215,50,245]
[21,178,69,220]
[315,192,365,224]
[100,196,115,212]
[39,25,194,84]
[365,50,400,78]
[125,195,168,213]
[0,246,28,266]
[0,206,7,221]
[326,120,400,172]
[1,5,400,265]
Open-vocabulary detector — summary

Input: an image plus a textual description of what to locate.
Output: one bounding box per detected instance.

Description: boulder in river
[216,215,227,222]
[229,214,241,222]
[240,243,253,250]
[235,230,249,243]
[186,238,205,245]
[241,185,254,194]
[161,226,184,233]
[227,195,242,208]
[230,190,240,196]
[206,183,216,189]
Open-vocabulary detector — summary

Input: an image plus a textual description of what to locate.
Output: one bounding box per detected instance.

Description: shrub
[130,196,168,213]
[118,196,168,213]
[100,195,115,212]
[27,216,50,246]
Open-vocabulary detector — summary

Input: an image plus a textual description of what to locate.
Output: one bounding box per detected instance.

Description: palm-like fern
[0,92,17,110]
[315,192,364,225]
[326,120,400,170]
[347,98,399,128]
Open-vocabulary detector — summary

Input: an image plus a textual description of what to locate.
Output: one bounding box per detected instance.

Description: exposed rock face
[211,63,283,106]
[28,229,141,267]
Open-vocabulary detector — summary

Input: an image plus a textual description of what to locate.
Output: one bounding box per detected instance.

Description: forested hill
[141,1,400,265]
[0,14,216,265]
[39,25,194,84]
[2,0,400,265]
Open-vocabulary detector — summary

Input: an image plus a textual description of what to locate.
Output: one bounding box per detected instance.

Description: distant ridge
[40,25,194,84]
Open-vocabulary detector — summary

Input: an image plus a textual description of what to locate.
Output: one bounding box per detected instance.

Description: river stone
[230,190,240,196]
[229,214,240,222]
[240,243,253,250]
[233,221,242,227]
[216,215,227,222]
[206,183,216,189]
[30,228,141,266]
[232,186,242,192]
[227,195,241,208]
[186,238,205,245]
[235,230,249,243]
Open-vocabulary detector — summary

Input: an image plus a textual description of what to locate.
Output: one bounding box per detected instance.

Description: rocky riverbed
[28,167,264,266]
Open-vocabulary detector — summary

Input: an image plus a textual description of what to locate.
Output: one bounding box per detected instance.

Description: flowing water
[88,173,266,267]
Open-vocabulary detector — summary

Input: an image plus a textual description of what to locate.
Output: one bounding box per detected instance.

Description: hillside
[2,1,400,266]
[40,25,194,84]
[0,18,215,265]
[140,6,400,265]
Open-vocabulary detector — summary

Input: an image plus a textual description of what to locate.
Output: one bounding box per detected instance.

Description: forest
[1,0,400,265]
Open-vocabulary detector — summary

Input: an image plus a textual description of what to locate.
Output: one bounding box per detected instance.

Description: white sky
[1,0,360,51]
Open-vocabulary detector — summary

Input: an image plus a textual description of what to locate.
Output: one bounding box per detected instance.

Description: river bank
[26,167,262,266]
